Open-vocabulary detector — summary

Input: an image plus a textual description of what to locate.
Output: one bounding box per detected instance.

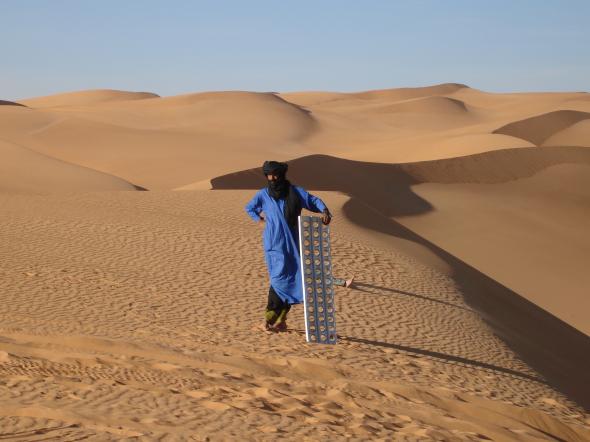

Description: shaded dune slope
[211,147,590,410]
[19,89,160,108]
[493,110,590,146]
[0,139,142,193]
[0,100,26,107]
[212,146,590,190]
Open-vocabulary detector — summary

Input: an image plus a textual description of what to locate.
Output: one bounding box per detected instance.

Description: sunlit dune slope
[543,119,590,147]
[0,106,59,136]
[368,96,468,115]
[0,189,588,438]
[18,89,160,108]
[419,133,534,159]
[0,139,139,193]
[84,91,317,136]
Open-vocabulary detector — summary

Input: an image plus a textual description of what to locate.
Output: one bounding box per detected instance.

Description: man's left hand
[322,210,332,225]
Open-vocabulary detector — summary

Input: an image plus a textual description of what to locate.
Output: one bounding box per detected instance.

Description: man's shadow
[212,150,590,410]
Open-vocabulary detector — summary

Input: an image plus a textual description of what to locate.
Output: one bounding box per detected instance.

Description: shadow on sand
[212,148,590,410]
[352,281,474,313]
[340,336,546,384]
[286,327,545,384]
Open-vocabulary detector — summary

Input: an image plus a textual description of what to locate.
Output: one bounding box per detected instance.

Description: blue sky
[1,1,589,99]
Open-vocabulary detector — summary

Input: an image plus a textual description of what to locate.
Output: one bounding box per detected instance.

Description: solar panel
[298,215,337,344]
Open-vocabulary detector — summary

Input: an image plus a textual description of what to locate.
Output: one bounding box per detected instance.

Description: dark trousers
[265,286,291,325]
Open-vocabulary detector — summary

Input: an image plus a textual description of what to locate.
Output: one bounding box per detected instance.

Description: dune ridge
[493,110,590,146]
[352,82,469,101]
[279,83,470,107]
[19,89,160,108]
[210,146,590,189]
[369,96,469,115]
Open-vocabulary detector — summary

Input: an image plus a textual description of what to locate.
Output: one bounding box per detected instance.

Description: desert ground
[1,84,589,440]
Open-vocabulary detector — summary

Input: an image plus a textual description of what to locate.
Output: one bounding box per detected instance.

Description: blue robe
[245,186,327,304]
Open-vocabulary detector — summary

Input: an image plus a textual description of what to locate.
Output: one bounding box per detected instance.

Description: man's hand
[321,210,332,225]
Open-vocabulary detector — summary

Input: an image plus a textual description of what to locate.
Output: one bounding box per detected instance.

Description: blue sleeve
[294,186,327,214]
[245,190,264,221]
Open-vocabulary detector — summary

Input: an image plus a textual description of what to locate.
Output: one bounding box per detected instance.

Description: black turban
[262,161,288,177]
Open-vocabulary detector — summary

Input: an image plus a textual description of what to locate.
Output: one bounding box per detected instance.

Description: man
[245,160,331,332]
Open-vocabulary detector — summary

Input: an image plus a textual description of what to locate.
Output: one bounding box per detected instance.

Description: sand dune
[543,119,590,147]
[2,91,316,189]
[280,83,470,108]
[1,85,590,439]
[274,91,351,107]
[421,133,534,158]
[2,85,588,187]
[0,139,140,193]
[402,161,590,326]
[493,110,590,146]
[19,89,160,108]
[566,93,590,103]
[281,86,590,163]
[352,82,469,101]
[0,106,58,137]
[368,96,468,115]
[136,91,315,135]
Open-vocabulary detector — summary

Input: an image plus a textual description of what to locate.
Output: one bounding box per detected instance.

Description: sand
[1,85,589,440]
